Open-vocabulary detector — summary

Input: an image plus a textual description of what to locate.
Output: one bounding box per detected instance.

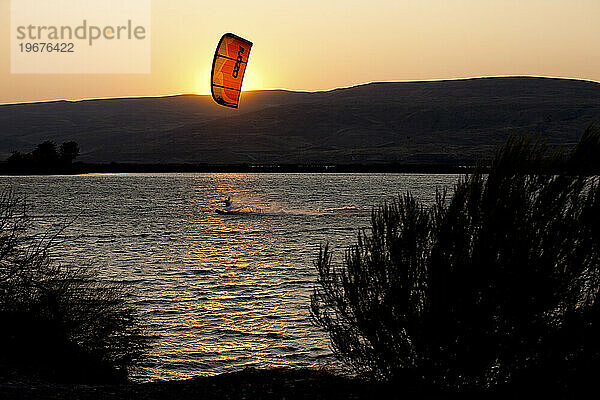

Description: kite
[211,33,253,108]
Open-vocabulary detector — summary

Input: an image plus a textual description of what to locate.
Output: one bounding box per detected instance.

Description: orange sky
[1,0,600,104]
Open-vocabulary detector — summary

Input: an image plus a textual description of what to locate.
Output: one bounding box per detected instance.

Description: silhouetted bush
[312,127,600,393]
[0,190,150,383]
[31,140,60,165]
[59,141,80,164]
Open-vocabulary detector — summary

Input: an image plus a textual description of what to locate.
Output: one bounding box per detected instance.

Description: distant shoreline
[0,162,477,176]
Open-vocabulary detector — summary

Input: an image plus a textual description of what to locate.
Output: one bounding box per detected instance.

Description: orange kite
[211,33,253,108]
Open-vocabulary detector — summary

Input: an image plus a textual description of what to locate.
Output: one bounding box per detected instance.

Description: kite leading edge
[211,33,253,108]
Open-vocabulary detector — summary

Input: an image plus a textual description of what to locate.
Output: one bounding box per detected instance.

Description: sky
[1,0,600,104]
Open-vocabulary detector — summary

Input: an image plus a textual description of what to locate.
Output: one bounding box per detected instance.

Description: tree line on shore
[5,140,80,171]
[0,128,599,394]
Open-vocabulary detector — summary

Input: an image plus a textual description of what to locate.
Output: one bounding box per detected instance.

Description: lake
[0,173,458,381]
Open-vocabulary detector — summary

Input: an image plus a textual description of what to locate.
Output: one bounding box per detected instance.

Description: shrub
[0,190,150,383]
[311,127,600,392]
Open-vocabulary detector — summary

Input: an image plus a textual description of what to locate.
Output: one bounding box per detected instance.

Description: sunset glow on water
[2,173,456,380]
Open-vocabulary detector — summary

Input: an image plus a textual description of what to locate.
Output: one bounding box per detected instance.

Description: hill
[1,77,599,164]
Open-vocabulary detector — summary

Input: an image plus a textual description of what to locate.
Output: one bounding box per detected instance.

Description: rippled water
[0,173,457,381]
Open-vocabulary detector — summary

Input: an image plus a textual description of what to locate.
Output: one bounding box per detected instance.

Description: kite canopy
[211,33,253,108]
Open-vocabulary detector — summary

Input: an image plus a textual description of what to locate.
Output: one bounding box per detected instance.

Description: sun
[195,63,262,95]
[241,63,262,92]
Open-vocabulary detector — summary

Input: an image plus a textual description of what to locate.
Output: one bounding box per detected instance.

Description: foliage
[311,127,600,392]
[6,140,80,170]
[0,190,150,383]
[59,141,80,163]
